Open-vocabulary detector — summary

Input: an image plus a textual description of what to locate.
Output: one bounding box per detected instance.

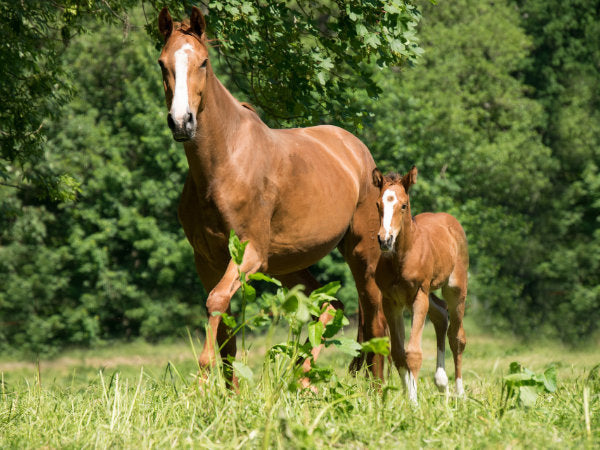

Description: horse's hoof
[299,377,319,394]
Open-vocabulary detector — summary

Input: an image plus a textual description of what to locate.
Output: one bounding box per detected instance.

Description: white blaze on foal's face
[382,189,398,240]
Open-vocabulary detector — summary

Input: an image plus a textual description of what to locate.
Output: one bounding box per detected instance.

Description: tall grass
[1,321,598,449]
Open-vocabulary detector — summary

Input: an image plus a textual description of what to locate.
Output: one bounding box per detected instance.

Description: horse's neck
[394,209,418,261]
[183,69,255,187]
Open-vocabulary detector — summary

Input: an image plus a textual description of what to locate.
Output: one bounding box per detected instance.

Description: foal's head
[372,166,418,252]
[157,7,209,142]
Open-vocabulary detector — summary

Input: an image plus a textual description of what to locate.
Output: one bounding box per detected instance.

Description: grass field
[1,317,599,448]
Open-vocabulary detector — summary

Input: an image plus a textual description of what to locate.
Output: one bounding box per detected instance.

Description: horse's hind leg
[339,238,386,381]
[442,284,467,396]
[429,293,449,393]
[338,194,386,380]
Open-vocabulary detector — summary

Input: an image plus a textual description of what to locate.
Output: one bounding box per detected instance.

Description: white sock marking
[171,43,193,123]
[456,377,464,396]
[402,370,418,405]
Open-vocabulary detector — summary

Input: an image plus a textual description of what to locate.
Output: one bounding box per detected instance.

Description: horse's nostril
[167,113,175,130]
[377,235,383,246]
[186,112,193,124]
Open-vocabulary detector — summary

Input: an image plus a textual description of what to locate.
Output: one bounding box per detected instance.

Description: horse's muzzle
[378,235,394,252]
[167,112,196,142]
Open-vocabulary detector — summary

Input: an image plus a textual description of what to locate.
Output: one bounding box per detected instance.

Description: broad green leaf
[542,366,557,392]
[519,385,539,407]
[311,281,341,298]
[244,283,256,303]
[212,311,237,328]
[308,321,324,348]
[228,230,248,266]
[326,337,362,356]
[361,337,390,356]
[322,309,347,338]
[248,273,282,286]
[232,361,253,382]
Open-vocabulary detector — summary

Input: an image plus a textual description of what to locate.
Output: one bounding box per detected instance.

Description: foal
[373,166,468,403]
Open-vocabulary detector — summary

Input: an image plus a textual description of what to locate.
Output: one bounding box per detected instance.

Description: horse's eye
[200,59,208,69]
[401,204,407,210]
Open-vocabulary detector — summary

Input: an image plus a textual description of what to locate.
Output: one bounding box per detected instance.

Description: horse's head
[372,166,417,252]
[157,7,209,142]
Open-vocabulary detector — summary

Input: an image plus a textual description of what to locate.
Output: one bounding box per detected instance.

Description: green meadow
[1,318,598,449]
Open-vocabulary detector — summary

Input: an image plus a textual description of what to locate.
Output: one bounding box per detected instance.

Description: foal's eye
[401,204,407,210]
[200,59,208,69]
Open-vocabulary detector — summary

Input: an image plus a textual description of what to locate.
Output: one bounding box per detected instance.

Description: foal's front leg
[198,243,264,375]
[405,288,429,404]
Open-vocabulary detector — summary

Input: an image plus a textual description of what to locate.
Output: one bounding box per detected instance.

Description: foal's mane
[385,172,402,183]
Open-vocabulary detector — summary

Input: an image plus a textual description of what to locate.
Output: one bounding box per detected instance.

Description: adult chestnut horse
[156,7,385,382]
[373,167,468,403]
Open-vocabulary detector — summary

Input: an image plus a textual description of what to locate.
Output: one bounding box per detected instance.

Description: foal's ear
[401,165,418,192]
[190,6,206,38]
[372,168,384,189]
[158,7,173,41]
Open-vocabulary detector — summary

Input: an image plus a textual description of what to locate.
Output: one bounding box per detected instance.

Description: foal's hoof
[434,368,449,393]
[455,378,465,397]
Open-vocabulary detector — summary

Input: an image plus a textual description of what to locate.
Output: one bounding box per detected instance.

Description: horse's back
[415,212,469,282]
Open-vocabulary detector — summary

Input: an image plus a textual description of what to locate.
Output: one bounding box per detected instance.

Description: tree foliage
[1,0,599,353]
[149,0,423,128]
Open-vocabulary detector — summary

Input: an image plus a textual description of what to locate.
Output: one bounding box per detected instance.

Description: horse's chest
[178,184,229,267]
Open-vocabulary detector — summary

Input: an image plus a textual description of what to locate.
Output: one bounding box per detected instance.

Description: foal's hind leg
[442,284,467,396]
[429,293,449,393]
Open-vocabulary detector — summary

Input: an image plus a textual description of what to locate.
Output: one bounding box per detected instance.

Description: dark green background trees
[1,0,598,354]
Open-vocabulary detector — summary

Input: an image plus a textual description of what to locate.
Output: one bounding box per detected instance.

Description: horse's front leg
[405,288,429,404]
[198,243,264,376]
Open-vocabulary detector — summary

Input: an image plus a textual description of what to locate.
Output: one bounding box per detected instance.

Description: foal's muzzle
[378,234,394,252]
[167,111,196,142]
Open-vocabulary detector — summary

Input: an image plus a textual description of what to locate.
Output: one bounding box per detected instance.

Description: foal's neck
[394,205,417,260]
[183,65,251,187]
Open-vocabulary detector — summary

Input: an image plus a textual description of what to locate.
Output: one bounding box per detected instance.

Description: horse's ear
[372,168,384,189]
[158,7,173,41]
[190,6,206,38]
[402,166,418,192]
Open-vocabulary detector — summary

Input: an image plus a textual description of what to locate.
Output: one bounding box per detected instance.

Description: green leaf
[308,321,324,348]
[232,361,254,382]
[212,311,237,328]
[228,230,248,266]
[542,366,557,392]
[322,309,347,338]
[244,283,256,303]
[248,273,282,286]
[519,385,539,407]
[326,337,362,356]
[311,281,341,298]
[361,337,390,356]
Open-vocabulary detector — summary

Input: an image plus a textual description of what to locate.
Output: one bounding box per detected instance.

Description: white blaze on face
[171,43,194,122]
[382,189,398,240]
